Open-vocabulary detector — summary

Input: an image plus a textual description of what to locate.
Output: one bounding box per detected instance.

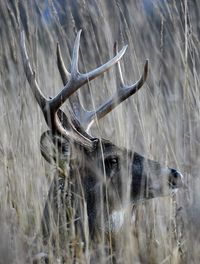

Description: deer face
[81,140,183,203]
[41,130,183,236]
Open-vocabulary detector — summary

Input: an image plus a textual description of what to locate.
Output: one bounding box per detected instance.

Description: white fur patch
[104,208,135,233]
[109,210,125,231]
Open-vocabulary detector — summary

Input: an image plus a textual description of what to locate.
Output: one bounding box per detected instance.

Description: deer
[20,30,183,263]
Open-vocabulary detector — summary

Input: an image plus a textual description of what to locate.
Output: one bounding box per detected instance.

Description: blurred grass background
[0,0,199,263]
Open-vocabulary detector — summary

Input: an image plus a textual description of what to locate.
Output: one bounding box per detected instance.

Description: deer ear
[40,130,71,170]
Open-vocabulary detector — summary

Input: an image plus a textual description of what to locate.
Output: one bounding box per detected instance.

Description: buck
[21,30,183,262]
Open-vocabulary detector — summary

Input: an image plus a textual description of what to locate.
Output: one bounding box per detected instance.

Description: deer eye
[104,156,119,172]
[110,157,118,165]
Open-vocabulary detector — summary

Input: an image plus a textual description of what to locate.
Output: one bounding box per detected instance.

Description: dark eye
[104,156,119,174]
[111,158,118,164]
[105,156,118,166]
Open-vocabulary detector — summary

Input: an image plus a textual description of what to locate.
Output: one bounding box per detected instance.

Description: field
[0,1,199,263]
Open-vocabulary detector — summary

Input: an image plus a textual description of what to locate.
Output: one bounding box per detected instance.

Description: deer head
[20,30,183,260]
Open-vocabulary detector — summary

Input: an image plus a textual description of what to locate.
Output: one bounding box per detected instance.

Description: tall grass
[0,0,199,263]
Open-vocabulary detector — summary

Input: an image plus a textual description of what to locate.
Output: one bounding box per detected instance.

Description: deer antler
[20,31,47,110]
[57,39,148,132]
[20,30,128,149]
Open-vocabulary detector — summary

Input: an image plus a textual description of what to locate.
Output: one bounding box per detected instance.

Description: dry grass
[0,0,199,263]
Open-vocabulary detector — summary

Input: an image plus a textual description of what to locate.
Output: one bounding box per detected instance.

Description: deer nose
[168,169,184,189]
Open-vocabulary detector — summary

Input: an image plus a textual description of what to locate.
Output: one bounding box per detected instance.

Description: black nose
[169,169,184,189]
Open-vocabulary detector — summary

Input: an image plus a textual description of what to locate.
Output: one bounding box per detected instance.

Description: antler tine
[84,44,149,131]
[114,42,124,87]
[20,31,47,110]
[71,29,81,75]
[50,30,127,113]
[57,40,87,121]
[57,42,71,84]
